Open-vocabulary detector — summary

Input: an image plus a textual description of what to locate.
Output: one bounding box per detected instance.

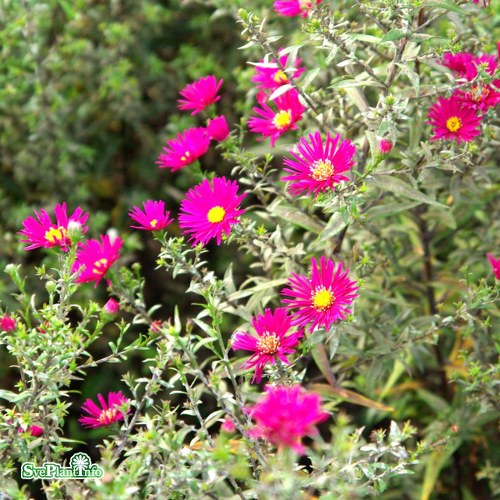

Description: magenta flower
[379,139,393,154]
[79,391,130,429]
[179,177,246,247]
[282,256,358,333]
[73,235,122,286]
[177,75,223,115]
[247,385,329,454]
[231,308,303,383]
[248,89,305,147]
[0,314,16,333]
[453,85,500,113]
[273,0,323,18]
[427,96,482,144]
[156,127,210,172]
[129,200,173,231]
[487,253,500,280]
[472,0,490,6]
[19,203,89,252]
[207,115,230,142]
[251,50,305,91]
[281,132,356,197]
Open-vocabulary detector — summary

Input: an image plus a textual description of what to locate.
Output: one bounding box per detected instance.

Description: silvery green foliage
[0,0,499,498]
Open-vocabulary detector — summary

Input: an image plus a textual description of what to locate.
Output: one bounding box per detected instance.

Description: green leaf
[370,175,447,208]
[380,29,407,43]
[426,2,467,14]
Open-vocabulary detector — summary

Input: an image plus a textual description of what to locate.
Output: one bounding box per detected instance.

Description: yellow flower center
[92,258,109,275]
[446,116,462,133]
[256,332,280,355]
[98,408,119,424]
[312,287,335,312]
[150,219,158,228]
[311,159,334,181]
[273,69,289,84]
[180,151,191,162]
[207,206,226,223]
[45,226,67,243]
[273,110,292,130]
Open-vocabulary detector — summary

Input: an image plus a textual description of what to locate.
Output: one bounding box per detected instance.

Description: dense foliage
[0,0,499,498]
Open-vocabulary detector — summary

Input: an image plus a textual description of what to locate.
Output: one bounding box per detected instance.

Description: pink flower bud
[103,298,120,314]
[207,115,230,142]
[221,417,236,433]
[379,139,393,154]
[0,314,16,333]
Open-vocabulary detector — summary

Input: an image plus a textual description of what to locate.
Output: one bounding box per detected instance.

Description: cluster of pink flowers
[19,203,122,287]
[157,75,229,172]
[249,49,306,146]
[427,43,499,144]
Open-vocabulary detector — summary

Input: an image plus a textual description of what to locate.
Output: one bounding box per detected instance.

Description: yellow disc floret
[446,116,462,133]
[45,226,67,244]
[92,258,108,275]
[312,287,335,312]
[273,110,292,130]
[311,159,334,181]
[207,206,226,223]
[273,69,289,84]
[257,333,280,355]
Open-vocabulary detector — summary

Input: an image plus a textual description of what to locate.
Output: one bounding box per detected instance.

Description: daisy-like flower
[247,384,329,454]
[178,177,246,246]
[281,132,356,197]
[0,314,16,333]
[282,256,359,333]
[79,391,130,429]
[454,85,500,112]
[177,75,223,115]
[129,200,173,231]
[248,89,305,147]
[19,203,89,252]
[426,96,482,144]
[207,115,230,142]
[72,234,122,286]
[156,127,210,172]
[273,0,323,18]
[251,50,305,91]
[442,52,497,81]
[231,308,303,383]
[487,253,500,280]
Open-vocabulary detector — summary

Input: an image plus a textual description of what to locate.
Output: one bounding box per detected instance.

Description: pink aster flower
[453,84,500,112]
[426,96,482,144]
[73,234,122,286]
[441,52,497,82]
[178,177,246,247]
[177,75,223,115]
[273,0,323,18]
[19,203,89,252]
[231,308,303,383]
[207,115,230,142]
[379,139,393,154]
[251,50,305,91]
[281,132,356,197]
[79,391,130,429]
[156,127,210,172]
[129,200,173,231]
[247,385,329,454]
[248,89,305,147]
[487,253,500,280]
[282,256,359,333]
[0,314,16,333]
